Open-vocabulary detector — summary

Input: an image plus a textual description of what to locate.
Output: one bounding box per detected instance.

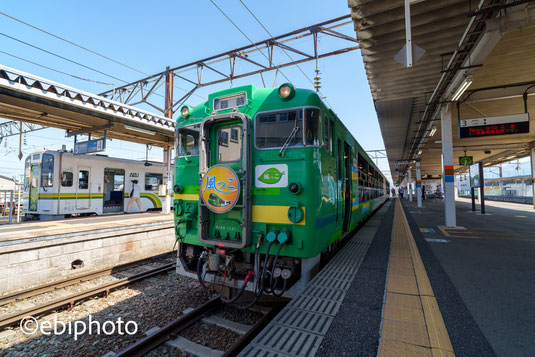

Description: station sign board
[459,156,473,166]
[74,137,106,155]
[459,113,529,138]
[469,162,482,188]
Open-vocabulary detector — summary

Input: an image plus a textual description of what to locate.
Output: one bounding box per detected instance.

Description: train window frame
[145,173,163,191]
[217,126,243,163]
[41,153,54,187]
[61,171,73,187]
[177,123,200,158]
[254,106,322,150]
[78,170,89,190]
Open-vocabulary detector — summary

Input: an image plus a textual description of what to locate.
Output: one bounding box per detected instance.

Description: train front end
[174,84,324,299]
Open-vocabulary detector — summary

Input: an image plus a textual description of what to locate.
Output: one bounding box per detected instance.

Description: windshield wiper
[279,126,300,157]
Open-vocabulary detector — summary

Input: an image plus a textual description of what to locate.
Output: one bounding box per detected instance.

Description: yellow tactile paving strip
[378,199,455,357]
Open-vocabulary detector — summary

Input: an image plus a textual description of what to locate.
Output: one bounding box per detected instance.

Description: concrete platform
[0,213,174,294]
[242,196,535,356]
[404,197,535,357]
[0,212,173,243]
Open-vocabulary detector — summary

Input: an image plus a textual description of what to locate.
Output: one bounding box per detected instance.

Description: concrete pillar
[163,147,173,214]
[416,160,422,208]
[408,167,413,201]
[531,147,535,209]
[441,105,456,227]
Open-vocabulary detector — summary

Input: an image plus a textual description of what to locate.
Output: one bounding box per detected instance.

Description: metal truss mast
[98,15,359,117]
[0,120,46,144]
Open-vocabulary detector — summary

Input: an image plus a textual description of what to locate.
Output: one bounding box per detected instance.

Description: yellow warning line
[378,199,455,357]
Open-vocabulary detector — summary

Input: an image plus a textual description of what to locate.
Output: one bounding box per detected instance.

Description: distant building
[0,175,17,191]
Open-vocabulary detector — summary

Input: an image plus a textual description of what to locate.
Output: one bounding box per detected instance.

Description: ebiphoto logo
[20,315,138,340]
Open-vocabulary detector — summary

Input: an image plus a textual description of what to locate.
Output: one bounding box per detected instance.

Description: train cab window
[78,170,89,190]
[24,156,31,188]
[177,124,200,158]
[218,126,242,162]
[41,153,54,187]
[61,172,73,187]
[305,108,321,146]
[145,173,163,191]
[256,109,304,148]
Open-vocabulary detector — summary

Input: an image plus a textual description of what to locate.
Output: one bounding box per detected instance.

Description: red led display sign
[459,121,529,138]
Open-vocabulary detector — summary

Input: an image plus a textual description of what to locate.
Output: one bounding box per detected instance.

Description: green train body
[174,84,388,296]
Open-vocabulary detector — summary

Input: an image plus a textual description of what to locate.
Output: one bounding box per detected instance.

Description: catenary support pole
[441,104,456,227]
[163,66,174,215]
[408,167,413,201]
[416,160,422,208]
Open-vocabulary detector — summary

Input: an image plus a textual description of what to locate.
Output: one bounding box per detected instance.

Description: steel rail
[0,263,175,329]
[114,297,223,357]
[0,252,174,307]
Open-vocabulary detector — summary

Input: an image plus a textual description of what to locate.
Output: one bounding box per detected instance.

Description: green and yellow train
[174,83,388,300]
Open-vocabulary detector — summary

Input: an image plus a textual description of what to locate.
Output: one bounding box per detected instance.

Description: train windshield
[41,153,54,187]
[255,108,321,149]
[177,124,200,158]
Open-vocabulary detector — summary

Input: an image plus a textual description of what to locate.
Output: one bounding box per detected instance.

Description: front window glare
[41,153,54,187]
[256,109,304,148]
[177,124,200,157]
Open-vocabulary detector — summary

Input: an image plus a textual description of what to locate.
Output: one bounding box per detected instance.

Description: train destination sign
[459,156,473,166]
[459,113,529,138]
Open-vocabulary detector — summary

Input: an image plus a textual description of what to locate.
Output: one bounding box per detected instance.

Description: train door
[343,143,352,232]
[103,168,124,213]
[29,165,39,211]
[198,112,251,249]
[76,167,91,210]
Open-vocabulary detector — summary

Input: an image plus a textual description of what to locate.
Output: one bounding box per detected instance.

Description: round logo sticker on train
[200,164,240,213]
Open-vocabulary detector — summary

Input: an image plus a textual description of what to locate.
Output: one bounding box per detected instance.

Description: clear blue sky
[0,0,390,182]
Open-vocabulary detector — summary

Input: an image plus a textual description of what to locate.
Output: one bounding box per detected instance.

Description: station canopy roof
[348,0,535,183]
[0,65,175,147]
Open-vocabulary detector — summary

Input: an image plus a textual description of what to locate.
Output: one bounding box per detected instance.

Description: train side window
[145,173,163,191]
[41,153,54,187]
[218,126,242,162]
[61,172,73,187]
[324,115,334,153]
[305,108,321,146]
[78,170,89,190]
[177,124,200,158]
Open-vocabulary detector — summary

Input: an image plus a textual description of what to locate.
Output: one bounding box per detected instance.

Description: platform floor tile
[239,202,390,357]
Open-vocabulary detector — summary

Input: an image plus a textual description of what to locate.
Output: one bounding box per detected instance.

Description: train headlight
[174,184,183,193]
[281,268,292,280]
[278,83,295,100]
[288,182,302,195]
[180,105,192,118]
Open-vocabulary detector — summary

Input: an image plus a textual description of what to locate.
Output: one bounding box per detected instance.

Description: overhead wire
[237,0,333,107]
[0,11,206,100]
[0,32,127,84]
[207,0,293,85]
[0,50,114,85]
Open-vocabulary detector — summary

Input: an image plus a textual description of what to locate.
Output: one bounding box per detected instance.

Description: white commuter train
[23,149,171,220]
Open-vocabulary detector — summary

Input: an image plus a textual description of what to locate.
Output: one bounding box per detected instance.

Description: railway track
[0,255,176,330]
[115,297,287,357]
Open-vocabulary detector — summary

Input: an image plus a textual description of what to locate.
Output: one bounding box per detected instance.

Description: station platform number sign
[459,156,473,166]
